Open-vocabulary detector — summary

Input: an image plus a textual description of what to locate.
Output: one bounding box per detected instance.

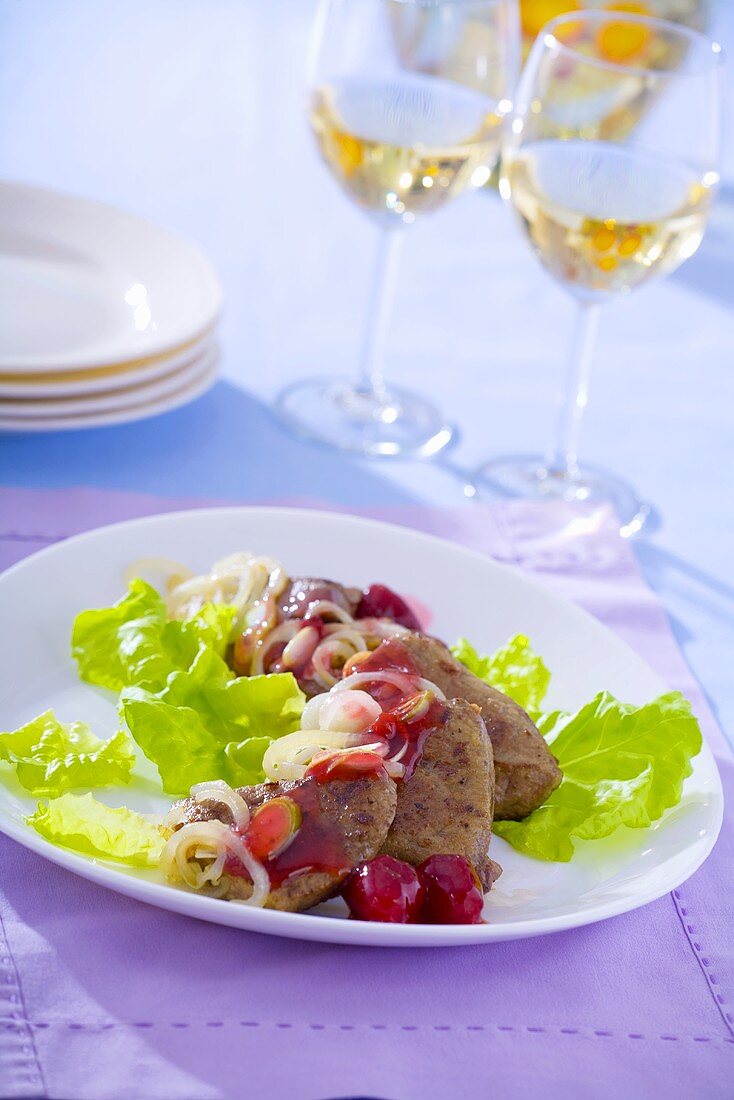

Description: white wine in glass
[509,140,716,295]
[276,0,520,458]
[310,76,504,221]
[475,10,722,532]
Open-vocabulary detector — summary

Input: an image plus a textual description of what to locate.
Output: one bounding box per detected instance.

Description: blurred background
[1,2,729,490]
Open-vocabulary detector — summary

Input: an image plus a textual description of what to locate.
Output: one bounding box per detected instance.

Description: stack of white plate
[0,182,222,431]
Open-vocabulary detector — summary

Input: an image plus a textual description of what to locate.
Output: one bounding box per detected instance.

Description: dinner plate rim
[0,350,219,432]
[0,332,216,397]
[0,342,219,417]
[0,505,723,947]
[0,179,223,372]
[0,805,721,948]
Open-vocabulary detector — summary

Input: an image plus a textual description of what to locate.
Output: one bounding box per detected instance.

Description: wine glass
[276,0,520,457]
[474,10,722,532]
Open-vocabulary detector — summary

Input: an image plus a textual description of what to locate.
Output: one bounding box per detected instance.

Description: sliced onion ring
[190,780,250,831]
[162,551,288,639]
[311,639,359,691]
[336,669,446,701]
[262,727,368,782]
[302,599,355,623]
[163,802,193,830]
[250,619,300,675]
[160,819,269,906]
[281,624,321,670]
[352,617,410,639]
[318,689,383,733]
[300,693,328,731]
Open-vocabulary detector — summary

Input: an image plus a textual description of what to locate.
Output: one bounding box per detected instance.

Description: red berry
[356,584,421,630]
[341,856,425,923]
[417,855,485,925]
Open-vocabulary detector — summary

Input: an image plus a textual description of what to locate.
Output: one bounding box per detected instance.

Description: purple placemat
[0,486,732,1100]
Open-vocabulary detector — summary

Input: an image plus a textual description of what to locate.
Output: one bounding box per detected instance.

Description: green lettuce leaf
[452,634,550,715]
[27,792,163,867]
[0,710,135,796]
[122,647,305,795]
[494,691,702,861]
[71,579,235,693]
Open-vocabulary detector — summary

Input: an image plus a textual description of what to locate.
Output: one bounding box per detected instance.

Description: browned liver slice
[173,773,397,911]
[381,697,499,889]
[400,632,562,820]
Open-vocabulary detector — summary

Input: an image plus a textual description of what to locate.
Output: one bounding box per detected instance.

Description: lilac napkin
[0,487,732,1100]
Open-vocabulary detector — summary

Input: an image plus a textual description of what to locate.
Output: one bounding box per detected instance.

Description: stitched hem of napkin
[672,887,734,1039]
[22,1019,734,1044]
[0,533,63,544]
[0,908,47,1098]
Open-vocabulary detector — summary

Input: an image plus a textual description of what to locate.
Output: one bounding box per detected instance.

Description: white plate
[0,347,219,432]
[0,181,222,372]
[0,334,213,398]
[0,340,217,416]
[0,508,722,947]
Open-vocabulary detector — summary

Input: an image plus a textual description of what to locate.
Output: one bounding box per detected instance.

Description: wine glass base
[275,376,454,458]
[472,455,652,538]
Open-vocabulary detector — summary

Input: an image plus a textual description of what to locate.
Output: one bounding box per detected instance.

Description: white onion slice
[337,669,415,695]
[160,819,269,906]
[414,677,445,699]
[322,624,372,645]
[163,801,192,829]
[311,639,360,691]
[250,619,300,675]
[190,780,250,831]
[262,727,366,782]
[219,827,270,907]
[300,694,328,730]
[389,740,409,765]
[262,759,307,782]
[301,689,382,735]
[318,690,382,734]
[161,551,288,639]
[302,599,354,623]
[281,624,321,670]
[336,669,446,701]
[353,617,410,639]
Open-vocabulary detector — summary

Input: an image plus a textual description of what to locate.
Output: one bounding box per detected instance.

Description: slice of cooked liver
[174,773,397,911]
[381,697,499,889]
[400,633,562,820]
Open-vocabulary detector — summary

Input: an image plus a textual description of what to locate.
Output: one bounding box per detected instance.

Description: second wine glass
[276,0,519,457]
[474,10,722,531]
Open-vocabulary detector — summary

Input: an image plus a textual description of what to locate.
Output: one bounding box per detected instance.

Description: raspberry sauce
[345,640,447,780]
[225,778,353,887]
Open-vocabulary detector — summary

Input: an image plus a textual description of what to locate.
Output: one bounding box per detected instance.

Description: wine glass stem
[357,227,404,402]
[548,300,601,479]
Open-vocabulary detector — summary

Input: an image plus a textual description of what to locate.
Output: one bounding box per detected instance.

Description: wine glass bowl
[276,0,519,457]
[309,76,505,226]
[475,10,722,530]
